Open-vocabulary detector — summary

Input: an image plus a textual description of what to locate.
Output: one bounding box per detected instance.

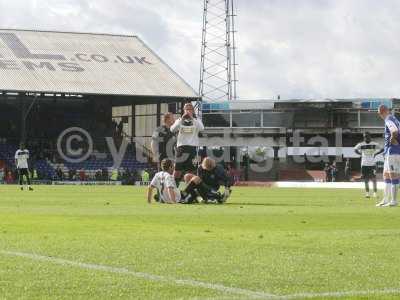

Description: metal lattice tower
[199,0,237,103]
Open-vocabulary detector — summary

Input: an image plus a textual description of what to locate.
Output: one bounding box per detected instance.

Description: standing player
[147,159,180,204]
[151,112,176,170]
[354,132,383,198]
[15,142,33,191]
[170,103,204,185]
[376,105,400,207]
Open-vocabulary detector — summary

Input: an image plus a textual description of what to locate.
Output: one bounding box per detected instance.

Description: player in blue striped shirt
[377,105,400,207]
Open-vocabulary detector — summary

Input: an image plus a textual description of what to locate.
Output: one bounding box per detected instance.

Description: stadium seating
[0,141,155,181]
[0,143,16,168]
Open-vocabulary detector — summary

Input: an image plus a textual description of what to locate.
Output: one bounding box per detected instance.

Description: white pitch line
[283,288,400,299]
[0,250,278,300]
[3,250,400,300]
[188,287,400,300]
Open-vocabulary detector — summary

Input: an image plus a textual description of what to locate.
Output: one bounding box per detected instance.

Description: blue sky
[1,0,400,100]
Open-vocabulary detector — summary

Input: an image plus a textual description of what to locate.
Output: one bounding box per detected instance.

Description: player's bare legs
[180,173,200,203]
[372,177,378,197]
[184,173,200,184]
[364,178,370,198]
[173,170,182,187]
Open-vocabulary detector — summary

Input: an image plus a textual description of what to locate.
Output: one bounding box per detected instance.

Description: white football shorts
[384,154,400,174]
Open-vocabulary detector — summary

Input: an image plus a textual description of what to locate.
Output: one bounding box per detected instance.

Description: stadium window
[293,111,329,128]
[168,103,177,114]
[340,112,358,128]
[112,106,131,117]
[203,113,230,127]
[263,112,293,127]
[135,116,146,136]
[160,103,169,114]
[360,112,383,128]
[232,112,261,127]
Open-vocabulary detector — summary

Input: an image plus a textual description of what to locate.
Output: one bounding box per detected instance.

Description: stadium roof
[0,29,198,99]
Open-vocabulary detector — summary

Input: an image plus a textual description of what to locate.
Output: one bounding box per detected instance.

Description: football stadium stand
[0,29,198,183]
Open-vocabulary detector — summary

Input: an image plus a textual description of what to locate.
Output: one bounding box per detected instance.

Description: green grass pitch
[0,185,399,300]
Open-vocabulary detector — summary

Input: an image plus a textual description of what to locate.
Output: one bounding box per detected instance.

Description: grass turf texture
[0,185,399,300]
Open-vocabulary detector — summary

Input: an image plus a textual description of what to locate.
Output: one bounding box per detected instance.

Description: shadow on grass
[225,202,325,207]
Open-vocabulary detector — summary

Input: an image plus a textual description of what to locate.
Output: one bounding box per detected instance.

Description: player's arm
[165,176,177,203]
[150,140,158,161]
[391,131,399,145]
[150,129,160,161]
[194,118,205,132]
[170,118,181,133]
[386,120,399,145]
[353,143,361,156]
[374,144,384,157]
[374,148,384,157]
[147,185,155,203]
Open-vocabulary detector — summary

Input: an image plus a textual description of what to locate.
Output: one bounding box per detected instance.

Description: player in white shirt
[354,132,383,198]
[147,159,180,204]
[15,143,33,191]
[170,102,204,185]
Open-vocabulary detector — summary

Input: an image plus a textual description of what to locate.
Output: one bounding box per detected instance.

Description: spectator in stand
[324,163,332,182]
[5,170,14,184]
[31,167,38,182]
[110,168,118,181]
[117,120,124,136]
[95,169,102,181]
[0,167,4,183]
[102,168,109,181]
[111,120,118,134]
[344,159,351,182]
[117,169,124,181]
[79,170,86,181]
[68,169,74,181]
[132,170,140,183]
[56,167,64,181]
[331,162,338,182]
[227,164,240,185]
[141,169,150,183]
[122,169,132,185]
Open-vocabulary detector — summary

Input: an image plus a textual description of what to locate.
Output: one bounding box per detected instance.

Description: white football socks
[384,179,391,202]
[391,179,399,203]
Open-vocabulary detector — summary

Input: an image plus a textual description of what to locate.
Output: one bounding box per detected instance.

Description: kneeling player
[147,159,180,204]
[182,157,232,204]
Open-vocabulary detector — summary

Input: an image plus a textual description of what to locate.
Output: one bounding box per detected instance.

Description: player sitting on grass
[181,157,232,204]
[147,159,180,204]
[377,105,400,207]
